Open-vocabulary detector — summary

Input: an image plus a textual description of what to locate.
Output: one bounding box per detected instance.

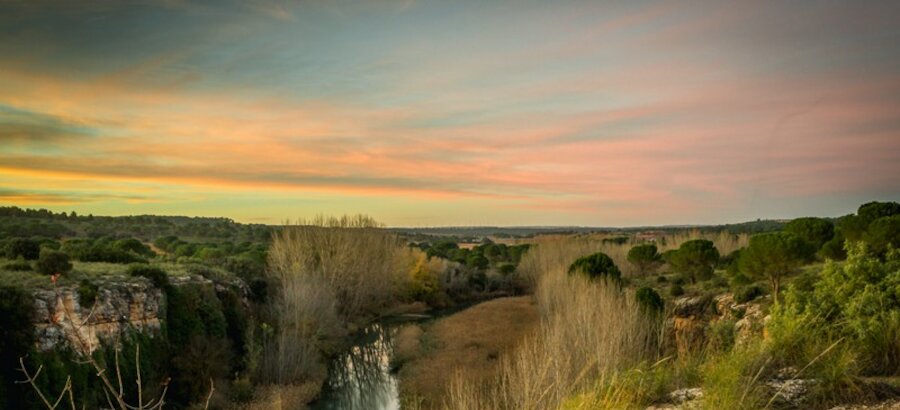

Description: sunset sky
[1,0,898,226]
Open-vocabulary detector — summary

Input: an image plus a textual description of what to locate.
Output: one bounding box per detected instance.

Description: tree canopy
[568,252,621,282]
[668,239,719,283]
[784,217,834,250]
[627,243,662,276]
[739,232,814,300]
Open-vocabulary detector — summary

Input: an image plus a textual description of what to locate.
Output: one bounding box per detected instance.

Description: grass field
[398,296,539,408]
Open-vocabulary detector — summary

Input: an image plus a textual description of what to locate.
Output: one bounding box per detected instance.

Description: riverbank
[396,296,540,408]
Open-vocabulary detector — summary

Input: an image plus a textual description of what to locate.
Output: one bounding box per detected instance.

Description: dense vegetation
[444,200,899,410]
[0,208,530,409]
[1,201,896,409]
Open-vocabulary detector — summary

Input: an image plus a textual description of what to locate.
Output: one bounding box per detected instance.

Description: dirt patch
[398,296,539,408]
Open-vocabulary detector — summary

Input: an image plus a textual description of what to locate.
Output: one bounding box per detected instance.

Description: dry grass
[264,214,414,384]
[225,382,322,410]
[442,231,684,410]
[518,231,748,281]
[399,296,539,408]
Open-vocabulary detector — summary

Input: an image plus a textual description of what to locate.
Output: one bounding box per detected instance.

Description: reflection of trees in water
[315,323,400,410]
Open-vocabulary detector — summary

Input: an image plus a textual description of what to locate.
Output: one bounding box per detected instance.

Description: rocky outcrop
[669,295,715,354]
[32,281,165,353]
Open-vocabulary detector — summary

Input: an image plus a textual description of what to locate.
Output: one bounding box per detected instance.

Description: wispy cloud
[0,0,898,225]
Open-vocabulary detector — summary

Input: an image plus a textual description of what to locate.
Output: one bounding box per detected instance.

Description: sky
[1,0,898,226]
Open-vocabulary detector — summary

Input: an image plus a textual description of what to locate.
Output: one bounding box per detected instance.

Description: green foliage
[466,253,489,270]
[77,279,99,306]
[669,283,685,297]
[35,249,72,275]
[785,217,835,250]
[635,286,664,313]
[568,252,621,282]
[733,285,764,304]
[863,215,899,257]
[602,236,629,245]
[858,201,900,225]
[820,229,847,261]
[627,243,662,275]
[739,232,814,299]
[165,284,231,404]
[668,239,719,283]
[841,201,900,241]
[6,238,40,260]
[706,319,737,353]
[774,243,900,375]
[0,286,35,409]
[228,377,255,403]
[700,343,768,409]
[3,258,33,271]
[127,264,170,288]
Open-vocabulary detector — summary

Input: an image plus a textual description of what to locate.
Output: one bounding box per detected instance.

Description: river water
[308,322,404,410]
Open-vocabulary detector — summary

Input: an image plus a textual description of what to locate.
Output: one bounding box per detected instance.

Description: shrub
[733,285,764,304]
[668,239,719,283]
[669,284,685,297]
[773,243,900,375]
[568,252,621,282]
[35,249,72,275]
[701,343,768,409]
[820,230,847,261]
[863,215,899,257]
[785,217,835,250]
[498,263,516,275]
[77,279,99,306]
[228,377,254,403]
[0,286,35,409]
[6,238,40,260]
[627,243,662,276]
[635,287,664,314]
[3,258,32,271]
[739,232,814,300]
[126,264,170,288]
[706,319,736,352]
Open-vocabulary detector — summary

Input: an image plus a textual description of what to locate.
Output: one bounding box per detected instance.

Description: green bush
[739,232,814,300]
[635,287,664,314]
[0,286,35,409]
[6,238,40,260]
[733,285,764,304]
[127,264,170,288]
[820,230,847,261]
[706,319,736,352]
[669,284,685,297]
[863,215,899,257]
[35,249,73,275]
[668,239,719,283]
[627,243,662,276]
[773,243,900,375]
[77,279,99,306]
[228,377,254,403]
[568,252,621,282]
[165,284,231,404]
[3,258,32,271]
[785,217,835,250]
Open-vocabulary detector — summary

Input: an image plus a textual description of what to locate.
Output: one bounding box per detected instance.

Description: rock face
[31,282,165,353]
[670,295,715,354]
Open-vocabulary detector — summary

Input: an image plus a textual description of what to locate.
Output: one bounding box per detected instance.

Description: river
[308,320,411,410]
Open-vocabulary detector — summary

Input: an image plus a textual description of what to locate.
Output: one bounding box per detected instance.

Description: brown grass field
[398,296,539,408]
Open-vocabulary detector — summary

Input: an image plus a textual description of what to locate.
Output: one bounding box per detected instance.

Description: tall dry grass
[264,214,412,384]
[518,231,748,281]
[444,270,661,410]
[444,230,747,410]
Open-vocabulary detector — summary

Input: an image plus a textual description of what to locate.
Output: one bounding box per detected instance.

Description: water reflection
[310,323,400,410]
